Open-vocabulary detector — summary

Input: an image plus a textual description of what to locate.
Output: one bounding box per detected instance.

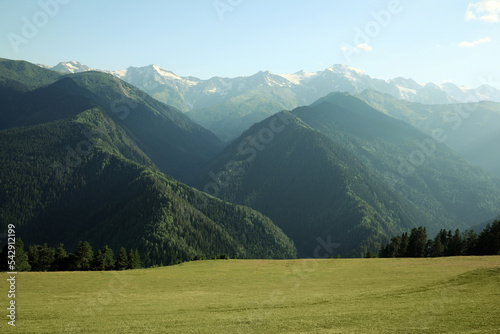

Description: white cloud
[340,44,373,54]
[466,0,500,22]
[355,43,373,52]
[458,37,492,47]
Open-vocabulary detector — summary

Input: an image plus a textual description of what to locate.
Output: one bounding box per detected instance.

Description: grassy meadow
[1,256,499,333]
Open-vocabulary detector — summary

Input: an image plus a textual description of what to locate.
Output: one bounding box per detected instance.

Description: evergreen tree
[429,236,444,257]
[365,251,376,258]
[75,241,93,271]
[0,244,8,271]
[52,243,69,271]
[128,249,141,269]
[462,230,478,255]
[424,239,433,257]
[406,227,427,257]
[101,246,115,270]
[115,247,128,270]
[447,229,463,256]
[28,243,55,271]
[379,236,403,258]
[476,221,500,255]
[66,253,79,271]
[92,250,103,271]
[14,238,31,271]
[28,245,40,270]
[398,232,409,257]
[92,246,114,271]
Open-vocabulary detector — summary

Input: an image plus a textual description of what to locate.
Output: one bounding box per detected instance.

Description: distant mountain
[5,60,224,183]
[195,93,500,256]
[39,60,95,74]
[112,65,200,112]
[0,59,297,265]
[358,89,500,178]
[297,93,500,229]
[39,61,500,141]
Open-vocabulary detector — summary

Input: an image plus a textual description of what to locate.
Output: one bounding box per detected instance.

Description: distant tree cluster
[0,239,141,272]
[379,220,500,258]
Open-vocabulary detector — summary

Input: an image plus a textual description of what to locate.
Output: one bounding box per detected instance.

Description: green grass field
[2,257,499,333]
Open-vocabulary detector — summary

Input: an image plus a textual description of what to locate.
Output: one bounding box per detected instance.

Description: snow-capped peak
[326,64,366,75]
[276,70,318,85]
[50,61,94,73]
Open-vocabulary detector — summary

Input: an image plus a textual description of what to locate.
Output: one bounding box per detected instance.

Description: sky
[0,0,499,88]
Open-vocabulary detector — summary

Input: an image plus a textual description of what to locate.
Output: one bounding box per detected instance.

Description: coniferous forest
[378,220,500,258]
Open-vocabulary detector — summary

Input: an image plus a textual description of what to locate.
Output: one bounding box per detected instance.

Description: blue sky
[1,0,499,88]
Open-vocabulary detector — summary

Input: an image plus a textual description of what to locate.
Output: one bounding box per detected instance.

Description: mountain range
[0,58,296,265]
[359,89,500,178]
[2,57,499,261]
[41,61,500,142]
[195,93,500,256]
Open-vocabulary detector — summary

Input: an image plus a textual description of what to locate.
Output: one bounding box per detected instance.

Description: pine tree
[398,232,409,257]
[14,238,31,271]
[429,236,444,257]
[101,245,115,270]
[0,244,8,271]
[447,229,463,256]
[477,221,500,255]
[92,250,104,271]
[115,247,128,270]
[28,245,40,270]
[406,227,427,257]
[462,230,478,255]
[52,243,69,271]
[128,249,141,269]
[28,243,55,271]
[75,241,93,271]
[365,251,376,258]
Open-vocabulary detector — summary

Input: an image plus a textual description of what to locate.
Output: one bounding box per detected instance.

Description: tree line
[0,239,141,272]
[378,220,500,258]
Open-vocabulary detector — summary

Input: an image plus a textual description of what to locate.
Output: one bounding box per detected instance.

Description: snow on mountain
[277,70,318,85]
[47,61,95,74]
[38,61,500,109]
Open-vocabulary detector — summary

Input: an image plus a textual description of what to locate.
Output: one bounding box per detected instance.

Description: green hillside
[0,59,296,265]
[358,88,500,178]
[195,111,431,257]
[294,92,500,231]
[0,59,224,183]
[0,108,296,265]
[195,93,500,256]
[0,58,61,91]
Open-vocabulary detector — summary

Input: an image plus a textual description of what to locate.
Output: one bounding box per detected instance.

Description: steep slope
[358,89,500,178]
[39,61,500,142]
[195,112,431,257]
[1,59,224,183]
[112,65,199,112]
[0,108,296,266]
[0,77,98,130]
[293,92,500,230]
[0,58,62,102]
[1,58,62,90]
[65,71,224,182]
